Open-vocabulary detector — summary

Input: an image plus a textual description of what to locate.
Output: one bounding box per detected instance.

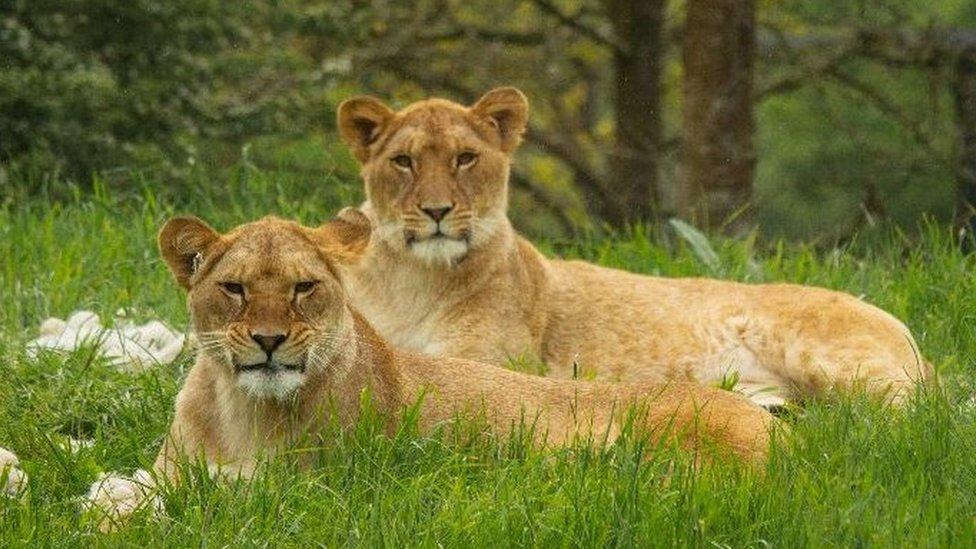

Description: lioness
[145,215,772,487]
[335,87,929,406]
[77,214,773,529]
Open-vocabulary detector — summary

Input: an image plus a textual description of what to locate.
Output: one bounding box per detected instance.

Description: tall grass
[1,169,975,546]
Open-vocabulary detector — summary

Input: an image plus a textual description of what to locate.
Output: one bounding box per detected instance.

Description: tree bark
[679,0,756,233]
[954,56,976,237]
[608,0,665,225]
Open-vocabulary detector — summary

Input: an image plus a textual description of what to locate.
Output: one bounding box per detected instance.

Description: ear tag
[191,252,202,274]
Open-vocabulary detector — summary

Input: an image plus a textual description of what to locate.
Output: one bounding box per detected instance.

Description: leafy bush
[0,0,261,182]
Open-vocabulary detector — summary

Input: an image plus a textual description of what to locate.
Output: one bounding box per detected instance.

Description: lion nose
[251,333,287,354]
[421,205,453,222]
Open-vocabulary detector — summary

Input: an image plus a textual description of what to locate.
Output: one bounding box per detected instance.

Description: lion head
[158,214,369,400]
[337,87,528,265]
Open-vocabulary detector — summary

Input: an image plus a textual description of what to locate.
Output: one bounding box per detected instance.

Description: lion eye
[456,152,477,168]
[391,155,412,169]
[220,282,245,296]
[294,281,318,294]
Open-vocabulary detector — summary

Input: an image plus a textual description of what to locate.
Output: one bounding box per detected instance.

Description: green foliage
[2,0,974,240]
[755,3,966,239]
[2,171,976,544]
[0,0,244,179]
[0,0,356,186]
[755,79,956,239]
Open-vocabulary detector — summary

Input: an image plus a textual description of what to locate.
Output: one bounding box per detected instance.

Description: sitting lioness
[144,215,773,490]
[334,87,929,406]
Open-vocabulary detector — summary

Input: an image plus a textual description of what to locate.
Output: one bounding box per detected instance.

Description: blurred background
[2,0,975,242]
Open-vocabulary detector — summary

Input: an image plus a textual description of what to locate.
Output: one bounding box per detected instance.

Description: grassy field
[2,168,976,546]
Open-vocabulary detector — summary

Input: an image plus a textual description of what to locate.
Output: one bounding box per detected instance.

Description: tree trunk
[679,0,756,233]
[608,0,665,225]
[954,55,976,239]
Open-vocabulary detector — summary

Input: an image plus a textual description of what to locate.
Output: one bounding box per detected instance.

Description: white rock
[1,467,27,498]
[0,447,27,497]
[130,321,173,346]
[66,310,102,340]
[83,469,162,531]
[66,310,99,329]
[38,317,67,337]
[0,447,19,468]
[27,311,186,371]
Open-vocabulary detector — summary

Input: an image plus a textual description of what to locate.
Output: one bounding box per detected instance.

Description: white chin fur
[409,237,469,265]
[236,370,305,400]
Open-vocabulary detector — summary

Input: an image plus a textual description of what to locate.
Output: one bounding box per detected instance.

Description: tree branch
[824,65,943,160]
[528,0,625,56]
[510,168,576,232]
[757,24,976,65]
[523,128,600,193]
[419,27,546,46]
[756,34,861,100]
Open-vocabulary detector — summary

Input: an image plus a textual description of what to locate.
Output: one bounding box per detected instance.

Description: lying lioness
[144,215,773,490]
[335,87,930,406]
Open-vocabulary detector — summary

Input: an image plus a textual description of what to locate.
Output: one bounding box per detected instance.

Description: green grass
[2,168,976,546]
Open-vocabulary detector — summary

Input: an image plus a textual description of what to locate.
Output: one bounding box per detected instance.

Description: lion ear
[310,207,372,264]
[470,87,529,153]
[337,97,396,163]
[158,216,221,289]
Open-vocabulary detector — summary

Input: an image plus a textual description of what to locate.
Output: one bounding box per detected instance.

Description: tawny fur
[151,216,775,487]
[335,87,930,406]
